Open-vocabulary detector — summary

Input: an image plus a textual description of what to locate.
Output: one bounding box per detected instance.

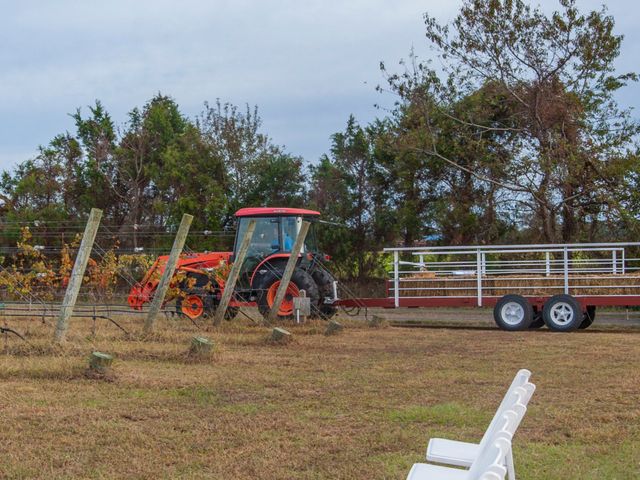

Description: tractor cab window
[281,216,318,253]
[280,216,301,252]
[282,217,317,253]
[235,217,280,258]
[234,215,317,259]
[305,221,319,253]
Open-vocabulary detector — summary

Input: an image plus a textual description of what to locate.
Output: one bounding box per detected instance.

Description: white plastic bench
[426,370,535,480]
[407,407,524,480]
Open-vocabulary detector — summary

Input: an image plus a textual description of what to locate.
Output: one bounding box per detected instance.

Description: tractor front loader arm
[128,252,232,310]
[127,256,168,310]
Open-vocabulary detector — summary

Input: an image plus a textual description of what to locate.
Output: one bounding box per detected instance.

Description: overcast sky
[1,0,638,171]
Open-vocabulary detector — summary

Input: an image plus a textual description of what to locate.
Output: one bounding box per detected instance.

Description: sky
[1,0,638,171]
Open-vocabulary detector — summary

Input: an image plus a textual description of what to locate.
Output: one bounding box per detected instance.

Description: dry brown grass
[0,311,639,479]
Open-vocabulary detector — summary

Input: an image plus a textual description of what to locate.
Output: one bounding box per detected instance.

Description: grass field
[0,310,639,479]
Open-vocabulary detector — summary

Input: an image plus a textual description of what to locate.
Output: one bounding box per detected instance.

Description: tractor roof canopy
[234,207,320,217]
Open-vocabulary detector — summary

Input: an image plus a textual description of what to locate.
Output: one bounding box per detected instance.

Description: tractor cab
[233,207,322,277]
[231,207,336,319]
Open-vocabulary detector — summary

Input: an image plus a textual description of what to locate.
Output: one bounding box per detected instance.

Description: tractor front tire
[219,306,239,321]
[176,273,220,320]
[255,268,319,320]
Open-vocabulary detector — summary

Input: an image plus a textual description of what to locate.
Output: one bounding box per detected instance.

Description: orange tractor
[127,207,338,320]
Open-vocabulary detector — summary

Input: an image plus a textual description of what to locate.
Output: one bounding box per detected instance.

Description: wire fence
[0,217,236,341]
[0,217,341,342]
[0,217,236,305]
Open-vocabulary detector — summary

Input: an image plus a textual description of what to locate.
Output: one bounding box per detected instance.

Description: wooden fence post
[54,208,102,343]
[213,219,256,326]
[267,221,310,324]
[143,214,193,334]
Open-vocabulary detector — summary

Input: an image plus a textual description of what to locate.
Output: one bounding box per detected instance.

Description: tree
[153,120,228,244]
[381,71,519,245]
[197,100,305,226]
[385,0,639,242]
[1,95,308,253]
[309,116,393,279]
[70,102,119,216]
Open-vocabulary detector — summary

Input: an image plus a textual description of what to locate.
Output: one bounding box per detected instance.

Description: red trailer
[337,242,640,332]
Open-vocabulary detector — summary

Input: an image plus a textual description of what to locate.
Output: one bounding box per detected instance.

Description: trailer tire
[493,295,534,331]
[579,306,596,329]
[542,294,582,332]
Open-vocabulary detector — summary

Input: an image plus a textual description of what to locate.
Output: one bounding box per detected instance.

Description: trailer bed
[337,242,640,325]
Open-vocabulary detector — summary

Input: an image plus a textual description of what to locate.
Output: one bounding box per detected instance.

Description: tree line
[1,0,639,280]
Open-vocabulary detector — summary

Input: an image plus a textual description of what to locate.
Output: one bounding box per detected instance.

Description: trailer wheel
[579,306,596,329]
[542,294,582,332]
[493,295,534,331]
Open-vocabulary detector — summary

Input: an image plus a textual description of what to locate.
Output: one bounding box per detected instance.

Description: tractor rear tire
[255,268,319,320]
[311,269,338,320]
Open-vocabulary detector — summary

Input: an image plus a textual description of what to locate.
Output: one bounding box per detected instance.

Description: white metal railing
[384,242,640,307]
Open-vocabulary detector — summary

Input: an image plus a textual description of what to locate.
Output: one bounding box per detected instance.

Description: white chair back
[468,410,518,479]
[500,369,531,406]
[467,410,520,480]
[512,384,535,408]
[519,382,536,405]
[477,437,511,480]
[478,369,532,447]
[477,384,531,452]
[505,400,527,435]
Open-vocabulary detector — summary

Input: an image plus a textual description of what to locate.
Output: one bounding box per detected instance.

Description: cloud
[0,0,637,171]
